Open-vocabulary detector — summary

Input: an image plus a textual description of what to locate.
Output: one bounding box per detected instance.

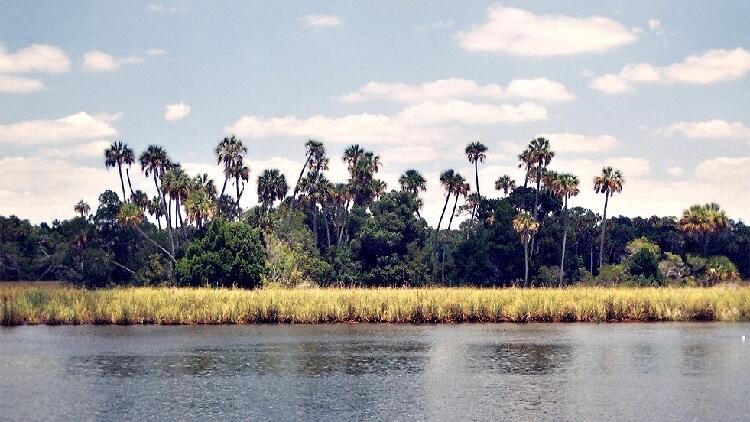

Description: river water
[1,323,748,421]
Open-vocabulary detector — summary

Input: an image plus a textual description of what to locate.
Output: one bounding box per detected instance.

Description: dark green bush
[176,219,267,288]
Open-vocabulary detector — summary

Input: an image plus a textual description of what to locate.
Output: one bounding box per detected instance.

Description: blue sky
[1,1,749,224]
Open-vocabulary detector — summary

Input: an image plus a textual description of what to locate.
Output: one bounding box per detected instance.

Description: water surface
[1,324,748,420]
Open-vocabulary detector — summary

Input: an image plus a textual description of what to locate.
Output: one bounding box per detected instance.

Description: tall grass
[2,284,750,325]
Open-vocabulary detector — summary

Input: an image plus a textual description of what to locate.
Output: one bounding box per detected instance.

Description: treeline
[1,137,748,288]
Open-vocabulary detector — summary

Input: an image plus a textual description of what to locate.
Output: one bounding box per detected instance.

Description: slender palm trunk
[433,191,452,245]
[117,164,127,202]
[134,225,175,262]
[523,167,529,189]
[598,192,610,273]
[220,172,229,197]
[235,176,241,219]
[293,154,312,199]
[153,172,174,255]
[447,192,460,231]
[471,161,480,221]
[523,238,530,287]
[311,203,319,246]
[323,207,332,248]
[559,197,569,287]
[126,167,134,198]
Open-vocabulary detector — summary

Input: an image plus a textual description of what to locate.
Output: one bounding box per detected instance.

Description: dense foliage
[1,137,748,288]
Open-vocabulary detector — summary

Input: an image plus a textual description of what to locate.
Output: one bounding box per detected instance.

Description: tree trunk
[447,192,460,231]
[523,238,529,287]
[312,204,319,246]
[134,225,176,263]
[220,172,229,197]
[154,173,174,256]
[293,154,312,200]
[323,207,332,248]
[235,176,241,219]
[598,192,610,273]
[117,164,127,202]
[433,191,452,245]
[126,167,134,198]
[559,197,568,287]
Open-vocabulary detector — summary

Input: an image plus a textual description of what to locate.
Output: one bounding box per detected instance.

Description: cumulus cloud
[667,166,684,176]
[455,6,637,56]
[82,50,145,72]
[591,48,750,93]
[0,75,44,93]
[226,100,545,146]
[661,119,750,140]
[340,77,574,103]
[164,102,191,121]
[38,140,112,159]
[0,156,120,223]
[0,43,71,74]
[540,133,618,153]
[147,4,184,14]
[0,112,120,145]
[299,14,342,28]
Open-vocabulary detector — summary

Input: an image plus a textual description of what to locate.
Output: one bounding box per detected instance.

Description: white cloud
[455,6,637,56]
[82,50,145,72]
[148,4,184,14]
[396,100,546,125]
[0,75,44,93]
[340,77,573,103]
[146,48,167,57]
[662,119,750,140]
[0,112,119,145]
[0,43,71,74]
[667,166,684,176]
[540,133,617,153]
[226,100,545,145]
[164,102,191,121]
[591,48,750,93]
[299,14,342,28]
[38,140,112,159]
[648,19,662,32]
[0,156,121,223]
[696,156,750,181]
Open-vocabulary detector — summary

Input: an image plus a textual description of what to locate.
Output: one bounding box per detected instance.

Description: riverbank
[3,284,750,325]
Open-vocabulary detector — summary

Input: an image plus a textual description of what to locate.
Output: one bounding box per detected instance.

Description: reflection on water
[467,343,573,375]
[2,324,749,421]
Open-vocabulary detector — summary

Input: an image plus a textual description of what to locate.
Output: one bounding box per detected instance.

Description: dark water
[1,324,749,421]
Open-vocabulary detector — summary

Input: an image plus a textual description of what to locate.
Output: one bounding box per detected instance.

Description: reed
[2,283,749,325]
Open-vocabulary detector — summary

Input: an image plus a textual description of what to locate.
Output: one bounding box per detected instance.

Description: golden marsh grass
[2,283,749,325]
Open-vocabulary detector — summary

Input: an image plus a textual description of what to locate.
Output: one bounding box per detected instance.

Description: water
[1,324,748,421]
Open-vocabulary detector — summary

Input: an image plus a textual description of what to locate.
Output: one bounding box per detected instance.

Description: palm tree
[147,195,164,230]
[117,203,175,262]
[434,169,457,245]
[215,135,247,197]
[139,145,173,254]
[465,141,488,221]
[74,200,90,218]
[130,190,150,212]
[399,169,427,217]
[495,175,516,197]
[229,161,250,218]
[513,211,540,287]
[446,175,469,232]
[343,144,365,170]
[184,189,216,229]
[372,179,387,200]
[293,140,325,199]
[528,137,554,220]
[518,147,534,188]
[594,166,624,272]
[679,203,728,256]
[105,141,134,202]
[552,173,580,286]
[257,169,289,211]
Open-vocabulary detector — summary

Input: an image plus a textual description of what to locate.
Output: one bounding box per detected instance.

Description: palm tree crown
[257,169,289,209]
[74,200,90,217]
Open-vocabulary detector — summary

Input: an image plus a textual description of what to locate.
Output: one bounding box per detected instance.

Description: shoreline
[3,284,750,325]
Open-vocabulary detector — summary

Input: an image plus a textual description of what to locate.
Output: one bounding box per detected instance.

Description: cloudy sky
[1,1,750,224]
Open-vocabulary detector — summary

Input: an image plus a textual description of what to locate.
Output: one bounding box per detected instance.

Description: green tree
[494,175,515,197]
[551,173,580,285]
[679,203,728,256]
[594,166,624,272]
[215,135,247,197]
[74,200,90,218]
[465,141,488,221]
[104,141,135,202]
[176,219,267,288]
[139,145,174,253]
[513,211,539,287]
[257,168,289,212]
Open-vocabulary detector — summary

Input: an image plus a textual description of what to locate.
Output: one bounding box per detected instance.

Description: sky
[1,1,750,225]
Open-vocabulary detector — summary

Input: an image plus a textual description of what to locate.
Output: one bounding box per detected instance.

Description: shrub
[594,264,630,285]
[705,255,740,285]
[535,265,560,287]
[659,253,690,281]
[176,219,267,288]
[626,249,660,281]
[626,236,661,256]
